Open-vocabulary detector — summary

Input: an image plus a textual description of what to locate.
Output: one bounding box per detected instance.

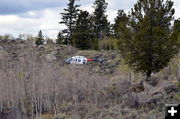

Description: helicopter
[65,56,104,64]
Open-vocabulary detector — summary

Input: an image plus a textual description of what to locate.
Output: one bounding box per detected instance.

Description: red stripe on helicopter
[87,59,93,61]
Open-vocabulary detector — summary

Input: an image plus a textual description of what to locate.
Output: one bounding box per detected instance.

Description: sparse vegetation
[0,39,180,119]
[0,0,179,119]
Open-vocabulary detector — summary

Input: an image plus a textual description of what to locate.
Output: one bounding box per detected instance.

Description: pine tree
[92,0,110,41]
[60,0,80,45]
[113,10,128,38]
[73,10,94,50]
[35,30,44,45]
[118,0,179,79]
[171,19,180,44]
[56,31,64,44]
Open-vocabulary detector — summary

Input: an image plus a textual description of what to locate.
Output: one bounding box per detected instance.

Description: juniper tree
[118,0,179,79]
[73,10,94,50]
[92,0,110,41]
[35,30,44,45]
[60,0,80,45]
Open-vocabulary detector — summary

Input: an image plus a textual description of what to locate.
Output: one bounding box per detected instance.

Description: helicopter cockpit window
[66,58,72,63]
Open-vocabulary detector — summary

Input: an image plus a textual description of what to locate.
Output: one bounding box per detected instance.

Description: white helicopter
[65,56,104,64]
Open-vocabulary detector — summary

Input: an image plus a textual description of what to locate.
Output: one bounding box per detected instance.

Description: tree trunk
[146,70,152,81]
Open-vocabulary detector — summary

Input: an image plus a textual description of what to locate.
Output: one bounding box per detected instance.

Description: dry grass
[0,43,179,119]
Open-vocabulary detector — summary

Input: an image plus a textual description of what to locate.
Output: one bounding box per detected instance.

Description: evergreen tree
[56,31,64,44]
[35,30,44,45]
[118,0,179,79]
[171,19,180,44]
[113,10,128,38]
[60,0,80,45]
[92,0,110,40]
[73,10,94,50]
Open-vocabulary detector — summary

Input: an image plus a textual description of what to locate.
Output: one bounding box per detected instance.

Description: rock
[132,77,160,93]
[131,80,145,93]
[46,51,57,61]
[0,39,8,43]
[151,93,164,108]
[124,91,164,109]
[136,92,151,104]
[122,92,139,108]
[124,79,165,109]
[137,92,164,107]
[163,81,179,94]
[0,46,3,51]
[145,76,159,86]
[143,81,154,92]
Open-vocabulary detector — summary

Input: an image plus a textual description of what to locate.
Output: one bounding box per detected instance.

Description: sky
[0,0,179,39]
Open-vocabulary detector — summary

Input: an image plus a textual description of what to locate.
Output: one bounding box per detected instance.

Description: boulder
[123,79,165,109]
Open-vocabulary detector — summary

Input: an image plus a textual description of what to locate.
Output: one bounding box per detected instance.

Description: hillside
[0,39,122,75]
[0,39,180,119]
